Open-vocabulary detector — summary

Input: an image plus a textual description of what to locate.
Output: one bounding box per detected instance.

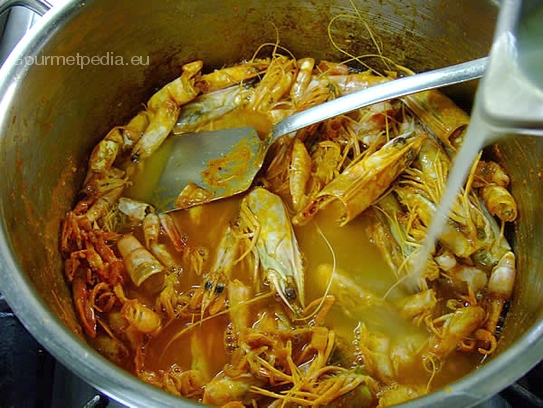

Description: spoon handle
[270,57,488,140]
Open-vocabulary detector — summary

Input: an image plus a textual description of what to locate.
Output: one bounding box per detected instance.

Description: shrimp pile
[59,51,517,407]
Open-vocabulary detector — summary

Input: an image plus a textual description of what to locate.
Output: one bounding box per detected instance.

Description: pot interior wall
[1,0,542,405]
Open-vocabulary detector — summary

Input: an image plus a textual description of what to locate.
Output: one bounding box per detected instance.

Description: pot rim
[0,1,542,407]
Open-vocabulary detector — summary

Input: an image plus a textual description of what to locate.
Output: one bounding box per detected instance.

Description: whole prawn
[294,125,426,226]
[239,187,305,315]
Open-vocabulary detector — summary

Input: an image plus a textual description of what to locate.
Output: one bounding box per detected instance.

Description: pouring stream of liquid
[407,0,543,292]
[407,106,489,292]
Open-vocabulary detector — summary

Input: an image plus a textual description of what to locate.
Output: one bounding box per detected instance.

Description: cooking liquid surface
[126,122,484,395]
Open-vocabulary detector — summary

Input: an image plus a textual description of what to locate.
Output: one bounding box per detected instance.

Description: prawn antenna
[295,220,336,324]
[423,353,438,393]
[327,0,395,75]
[316,220,336,301]
[249,24,296,64]
[159,290,274,364]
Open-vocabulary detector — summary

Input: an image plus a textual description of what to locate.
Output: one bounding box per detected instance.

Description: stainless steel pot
[0,0,542,407]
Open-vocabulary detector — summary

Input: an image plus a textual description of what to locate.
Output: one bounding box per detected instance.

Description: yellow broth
[69,57,508,407]
[125,175,483,394]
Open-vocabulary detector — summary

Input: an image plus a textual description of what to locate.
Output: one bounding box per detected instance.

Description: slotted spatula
[151,57,487,212]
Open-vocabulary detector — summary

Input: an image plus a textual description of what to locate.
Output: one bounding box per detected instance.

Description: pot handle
[0,0,51,16]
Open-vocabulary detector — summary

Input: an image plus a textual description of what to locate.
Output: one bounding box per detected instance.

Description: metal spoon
[152,57,487,212]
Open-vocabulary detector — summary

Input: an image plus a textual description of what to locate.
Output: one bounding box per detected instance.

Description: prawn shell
[369,196,440,285]
[143,212,161,247]
[481,184,518,222]
[315,132,425,226]
[397,289,437,321]
[395,186,483,259]
[290,57,315,104]
[403,90,470,152]
[131,60,203,162]
[289,139,312,212]
[121,299,162,335]
[199,60,269,93]
[473,160,510,188]
[117,234,165,291]
[130,98,180,161]
[487,251,516,300]
[247,56,297,113]
[243,187,305,311]
[173,87,251,134]
[148,60,203,110]
[73,269,97,338]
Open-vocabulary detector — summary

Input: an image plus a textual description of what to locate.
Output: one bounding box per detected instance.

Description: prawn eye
[204,281,213,291]
[215,283,225,294]
[304,202,318,218]
[285,286,297,300]
[392,137,407,148]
